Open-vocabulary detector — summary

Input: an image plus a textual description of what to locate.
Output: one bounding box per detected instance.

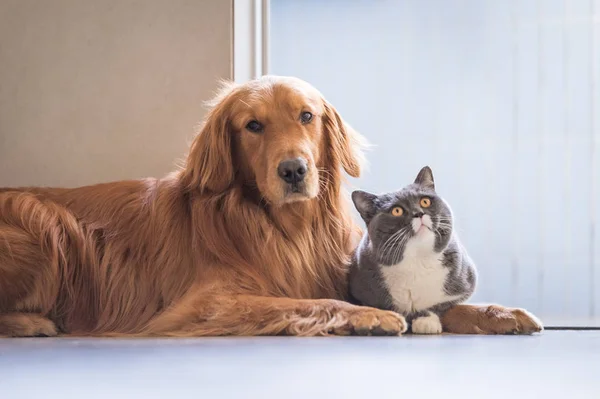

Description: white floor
[0,331,597,399]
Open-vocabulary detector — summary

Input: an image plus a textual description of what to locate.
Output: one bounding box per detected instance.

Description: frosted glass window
[270,0,600,325]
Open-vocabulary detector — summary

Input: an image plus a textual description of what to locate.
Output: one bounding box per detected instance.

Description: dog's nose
[278,158,308,184]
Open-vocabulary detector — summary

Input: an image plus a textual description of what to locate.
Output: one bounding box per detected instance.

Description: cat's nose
[413,212,424,218]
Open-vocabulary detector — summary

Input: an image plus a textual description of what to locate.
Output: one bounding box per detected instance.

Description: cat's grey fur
[348,166,477,334]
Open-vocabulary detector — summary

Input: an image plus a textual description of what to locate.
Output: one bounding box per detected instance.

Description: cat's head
[352,166,453,264]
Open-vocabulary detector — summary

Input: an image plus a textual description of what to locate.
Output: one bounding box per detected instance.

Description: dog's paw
[506,307,543,335]
[411,312,442,334]
[345,308,408,336]
[0,313,58,337]
[442,304,543,335]
[477,305,543,335]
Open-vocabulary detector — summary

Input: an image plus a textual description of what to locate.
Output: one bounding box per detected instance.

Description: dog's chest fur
[380,233,461,314]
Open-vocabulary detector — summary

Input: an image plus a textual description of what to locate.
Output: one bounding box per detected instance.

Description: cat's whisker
[390,236,404,262]
[381,229,405,256]
[435,220,453,226]
[434,219,453,226]
[386,226,411,262]
[434,223,452,235]
[381,227,408,260]
[435,223,452,229]
[381,225,408,250]
[392,230,412,263]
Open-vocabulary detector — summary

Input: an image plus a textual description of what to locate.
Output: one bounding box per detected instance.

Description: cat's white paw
[411,312,442,334]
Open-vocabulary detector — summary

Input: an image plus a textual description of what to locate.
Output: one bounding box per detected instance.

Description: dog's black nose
[278,158,307,184]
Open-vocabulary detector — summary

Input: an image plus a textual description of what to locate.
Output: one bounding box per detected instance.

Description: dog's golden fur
[0,76,541,337]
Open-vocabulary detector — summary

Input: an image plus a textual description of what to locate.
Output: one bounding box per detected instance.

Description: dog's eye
[300,111,313,124]
[245,120,263,133]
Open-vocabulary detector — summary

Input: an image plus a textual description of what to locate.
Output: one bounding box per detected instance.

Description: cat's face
[352,166,453,265]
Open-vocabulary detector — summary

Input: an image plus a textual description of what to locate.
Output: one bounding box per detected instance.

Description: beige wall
[0,0,232,187]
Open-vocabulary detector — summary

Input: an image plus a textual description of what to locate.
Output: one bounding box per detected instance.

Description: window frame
[233,0,270,83]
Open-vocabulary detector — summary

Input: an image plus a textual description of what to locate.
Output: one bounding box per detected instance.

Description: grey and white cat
[349,166,477,334]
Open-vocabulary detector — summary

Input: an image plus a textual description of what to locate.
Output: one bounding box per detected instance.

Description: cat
[348,166,477,334]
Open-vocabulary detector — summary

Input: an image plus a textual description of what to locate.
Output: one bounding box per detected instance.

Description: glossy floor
[0,331,597,399]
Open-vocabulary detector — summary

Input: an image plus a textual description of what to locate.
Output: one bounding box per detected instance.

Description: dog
[0,76,542,337]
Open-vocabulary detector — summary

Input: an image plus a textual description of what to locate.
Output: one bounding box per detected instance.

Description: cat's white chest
[380,231,460,314]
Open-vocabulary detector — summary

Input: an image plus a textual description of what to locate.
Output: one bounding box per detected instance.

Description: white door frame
[233,0,270,83]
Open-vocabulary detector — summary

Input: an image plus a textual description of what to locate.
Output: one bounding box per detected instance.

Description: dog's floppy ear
[182,82,237,193]
[321,100,367,178]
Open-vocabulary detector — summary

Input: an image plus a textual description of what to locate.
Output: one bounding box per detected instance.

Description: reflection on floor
[0,331,597,399]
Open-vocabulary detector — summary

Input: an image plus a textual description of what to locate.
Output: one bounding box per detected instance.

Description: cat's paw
[344,307,408,336]
[411,312,443,334]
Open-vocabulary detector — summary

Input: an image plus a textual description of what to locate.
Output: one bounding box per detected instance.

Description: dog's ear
[181,82,238,193]
[321,100,367,178]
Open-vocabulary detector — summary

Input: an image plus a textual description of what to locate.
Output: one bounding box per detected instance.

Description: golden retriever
[0,76,542,337]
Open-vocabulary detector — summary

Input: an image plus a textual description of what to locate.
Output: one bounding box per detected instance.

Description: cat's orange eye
[420,198,432,208]
[391,207,403,216]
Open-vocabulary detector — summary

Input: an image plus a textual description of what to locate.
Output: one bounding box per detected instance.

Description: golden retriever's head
[183,76,366,205]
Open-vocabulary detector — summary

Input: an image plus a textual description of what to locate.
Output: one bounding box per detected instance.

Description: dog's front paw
[411,312,442,334]
[502,307,543,335]
[342,307,408,336]
[474,305,543,335]
[441,304,543,335]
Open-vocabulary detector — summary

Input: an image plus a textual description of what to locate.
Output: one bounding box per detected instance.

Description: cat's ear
[414,166,435,190]
[352,190,379,222]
